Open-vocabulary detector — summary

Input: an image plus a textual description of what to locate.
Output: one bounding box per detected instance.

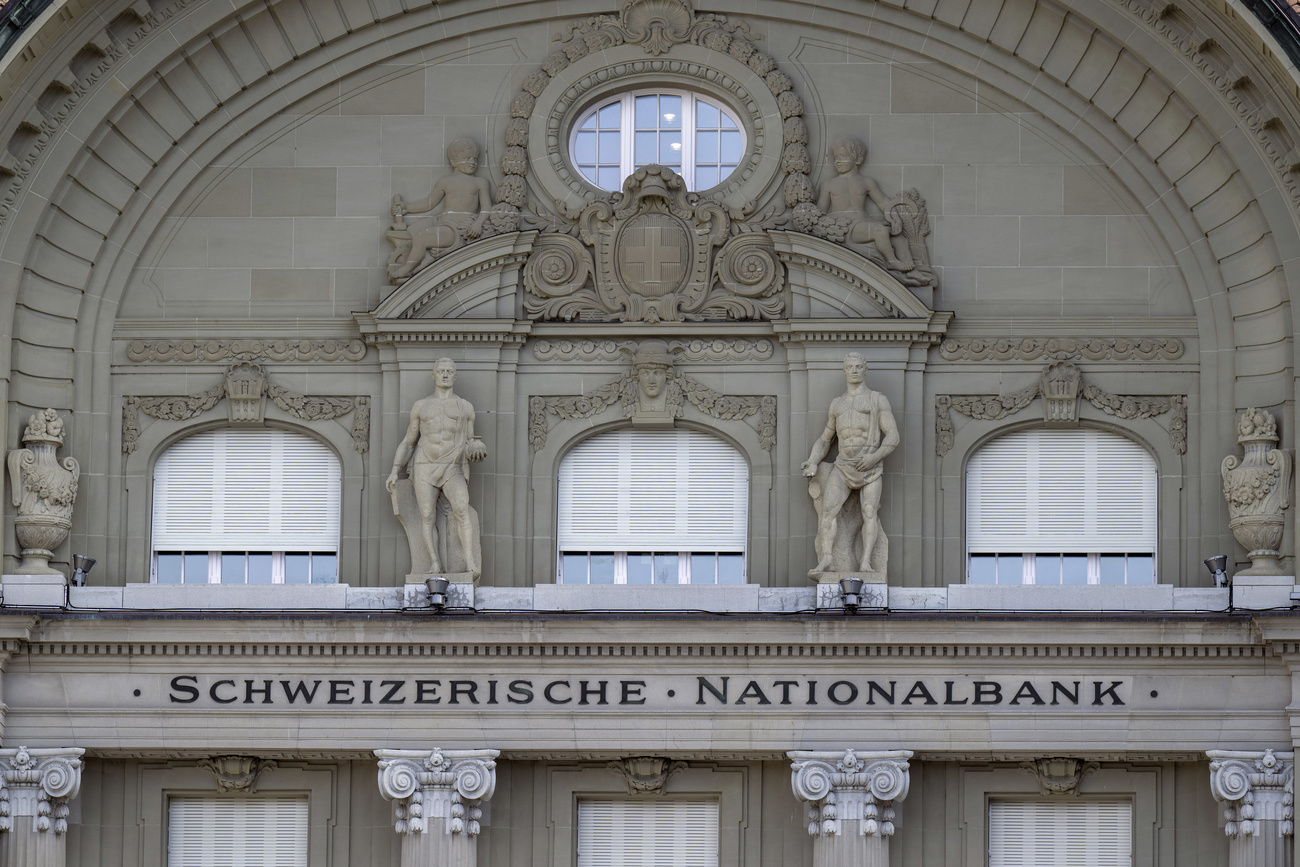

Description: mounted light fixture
[1204,555,1229,587]
[839,576,863,612]
[71,555,96,587]
[426,576,450,610]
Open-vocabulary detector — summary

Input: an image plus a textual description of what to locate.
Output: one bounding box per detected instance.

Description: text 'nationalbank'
[163,675,1130,708]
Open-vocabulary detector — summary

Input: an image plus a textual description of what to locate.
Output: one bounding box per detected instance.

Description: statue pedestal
[1,574,68,608]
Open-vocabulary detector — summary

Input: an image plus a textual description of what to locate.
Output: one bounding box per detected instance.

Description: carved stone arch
[119,411,365,586]
[527,413,773,588]
[936,411,1187,587]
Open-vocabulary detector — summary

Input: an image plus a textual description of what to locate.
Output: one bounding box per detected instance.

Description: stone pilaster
[788,749,912,867]
[0,746,84,867]
[1207,749,1294,867]
[375,748,498,867]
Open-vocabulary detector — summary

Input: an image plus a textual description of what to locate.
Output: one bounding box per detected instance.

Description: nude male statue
[386,358,487,576]
[801,353,900,574]
[817,137,914,273]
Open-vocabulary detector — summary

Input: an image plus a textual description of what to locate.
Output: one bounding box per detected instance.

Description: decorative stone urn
[6,409,79,575]
[1222,408,1292,575]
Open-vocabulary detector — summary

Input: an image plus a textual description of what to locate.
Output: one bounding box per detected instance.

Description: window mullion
[681,93,695,189]
[621,93,635,183]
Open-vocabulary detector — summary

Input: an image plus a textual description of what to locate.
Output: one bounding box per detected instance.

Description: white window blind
[558,429,748,552]
[153,429,341,551]
[577,799,719,867]
[989,799,1132,866]
[967,429,1156,553]
[168,795,308,866]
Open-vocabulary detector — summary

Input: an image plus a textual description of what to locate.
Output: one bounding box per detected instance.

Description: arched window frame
[150,427,343,584]
[555,428,750,585]
[964,427,1158,585]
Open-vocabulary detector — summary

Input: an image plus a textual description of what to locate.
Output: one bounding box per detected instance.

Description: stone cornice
[354,317,532,347]
[772,314,952,345]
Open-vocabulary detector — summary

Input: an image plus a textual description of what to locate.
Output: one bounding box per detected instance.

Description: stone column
[788,749,912,867]
[1207,749,1294,867]
[0,746,84,867]
[375,748,498,867]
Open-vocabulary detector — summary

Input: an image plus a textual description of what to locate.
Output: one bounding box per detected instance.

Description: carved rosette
[523,166,785,322]
[1208,750,1295,838]
[0,746,84,835]
[1222,409,1293,574]
[375,749,498,837]
[6,409,79,575]
[788,750,912,837]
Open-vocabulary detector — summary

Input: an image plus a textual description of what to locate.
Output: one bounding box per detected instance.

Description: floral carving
[939,337,1185,362]
[935,364,1187,456]
[197,756,277,793]
[1019,758,1099,796]
[1222,408,1292,575]
[529,367,775,452]
[607,757,687,794]
[532,337,774,362]
[122,365,370,453]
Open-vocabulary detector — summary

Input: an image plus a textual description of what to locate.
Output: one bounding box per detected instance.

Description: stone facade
[0,0,1296,861]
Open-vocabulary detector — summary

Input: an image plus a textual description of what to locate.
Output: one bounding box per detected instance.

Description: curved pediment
[371,232,539,321]
[768,231,935,320]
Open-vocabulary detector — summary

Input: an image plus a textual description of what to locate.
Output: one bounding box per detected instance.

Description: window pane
[312,553,337,584]
[1099,555,1126,585]
[589,553,616,584]
[598,130,620,163]
[579,113,597,131]
[996,554,1024,585]
[183,553,209,583]
[220,553,246,584]
[248,552,273,585]
[561,554,588,584]
[660,132,682,165]
[691,553,716,584]
[1035,554,1062,585]
[721,130,743,163]
[969,554,996,584]
[696,100,718,128]
[598,167,621,190]
[634,131,657,166]
[1126,554,1154,584]
[627,553,653,585]
[574,131,596,165]
[696,166,719,189]
[696,130,719,163]
[717,554,744,584]
[598,102,621,127]
[1062,554,1088,584]
[285,553,310,584]
[653,553,678,585]
[720,112,737,129]
[660,95,681,128]
[157,553,184,584]
[635,95,658,129]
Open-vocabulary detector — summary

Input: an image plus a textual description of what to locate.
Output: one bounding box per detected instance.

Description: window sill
[943,583,1222,611]
[533,582,760,612]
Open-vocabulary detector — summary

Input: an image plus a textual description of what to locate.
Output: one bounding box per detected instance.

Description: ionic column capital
[375,748,498,837]
[788,749,912,837]
[0,746,84,835]
[1208,749,1295,838]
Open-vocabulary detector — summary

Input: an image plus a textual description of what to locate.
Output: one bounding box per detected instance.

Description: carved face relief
[638,365,667,399]
[434,359,457,388]
[616,213,691,298]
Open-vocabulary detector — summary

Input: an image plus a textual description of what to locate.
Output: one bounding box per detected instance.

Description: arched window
[571,91,745,191]
[557,428,748,584]
[151,429,341,584]
[966,428,1157,585]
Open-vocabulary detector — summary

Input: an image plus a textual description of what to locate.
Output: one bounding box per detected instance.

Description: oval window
[570,91,745,191]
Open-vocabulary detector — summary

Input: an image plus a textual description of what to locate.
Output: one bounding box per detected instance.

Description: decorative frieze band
[1208,749,1295,838]
[788,749,912,837]
[939,337,1185,362]
[122,362,370,454]
[935,362,1187,456]
[125,338,367,363]
[531,337,775,362]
